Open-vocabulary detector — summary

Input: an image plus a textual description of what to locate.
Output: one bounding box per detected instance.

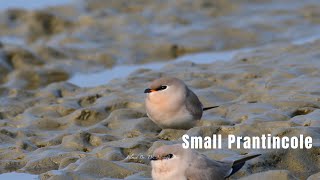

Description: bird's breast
[146,101,195,129]
[146,94,182,118]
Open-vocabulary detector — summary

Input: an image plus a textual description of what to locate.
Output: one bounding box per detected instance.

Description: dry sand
[0,0,320,179]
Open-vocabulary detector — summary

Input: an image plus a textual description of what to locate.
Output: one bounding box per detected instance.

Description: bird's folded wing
[185,153,231,180]
[185,89,203,120]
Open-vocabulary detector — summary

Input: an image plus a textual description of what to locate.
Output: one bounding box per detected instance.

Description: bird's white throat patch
[151,156,187,180]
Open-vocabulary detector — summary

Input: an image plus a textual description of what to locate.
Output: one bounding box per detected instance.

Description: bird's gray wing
[185,153,231,180]
[185,88,203,120]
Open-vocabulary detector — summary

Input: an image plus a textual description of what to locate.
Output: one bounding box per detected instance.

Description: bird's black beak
[150,156,158,161]
[144,88,151,93]
[144,88,155,93]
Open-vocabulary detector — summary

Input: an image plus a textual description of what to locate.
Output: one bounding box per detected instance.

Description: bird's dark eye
[160,86,167,90]
[156,85,167,91]
[164,154,173,159]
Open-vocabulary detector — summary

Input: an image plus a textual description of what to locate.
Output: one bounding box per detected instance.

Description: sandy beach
[0,0,320,179]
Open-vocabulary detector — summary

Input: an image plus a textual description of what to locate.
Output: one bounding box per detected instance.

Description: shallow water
[0,172,38,180]
[0,36,25,46]
[68,61,165,87]
[0,0,73,11]
[68,48,254,87]
[292,34,320,45]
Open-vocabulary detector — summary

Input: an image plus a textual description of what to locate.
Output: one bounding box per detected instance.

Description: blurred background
[0,0,320,89]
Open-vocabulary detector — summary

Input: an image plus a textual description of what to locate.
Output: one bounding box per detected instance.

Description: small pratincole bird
[144,77,218,129]
[150,144,261,180]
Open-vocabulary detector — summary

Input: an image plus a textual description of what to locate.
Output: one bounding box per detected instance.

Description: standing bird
[150,144,260,180]
[144,77,218,129]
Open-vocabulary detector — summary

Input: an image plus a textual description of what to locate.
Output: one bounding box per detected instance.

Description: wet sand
[0,0,320,179]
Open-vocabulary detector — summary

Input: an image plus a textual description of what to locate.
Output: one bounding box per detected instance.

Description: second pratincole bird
[144,77,218,129]
[150,144,261,180]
